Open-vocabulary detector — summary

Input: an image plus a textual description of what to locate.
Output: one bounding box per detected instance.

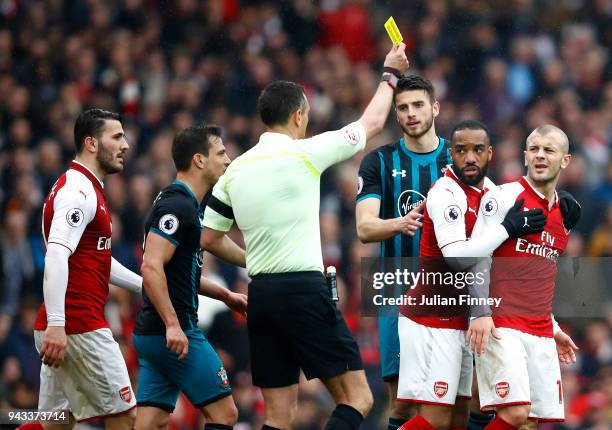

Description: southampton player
[467,125,581,429]
[397,121,549,430]
[33,109,143,430]
[356,75,451,430]
[134,125,247,430]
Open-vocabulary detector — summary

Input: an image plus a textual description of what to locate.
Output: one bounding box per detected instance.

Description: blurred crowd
[0,0,610,428]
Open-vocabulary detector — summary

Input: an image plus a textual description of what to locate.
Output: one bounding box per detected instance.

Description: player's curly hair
[451,119,491,145]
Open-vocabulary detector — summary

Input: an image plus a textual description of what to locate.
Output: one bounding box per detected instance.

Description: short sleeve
[203,173,234,232]
[148,197,190,246]
[298,122,367,173]
[427,186,467,248]
[47,186,96,253]
[356,150,382,202]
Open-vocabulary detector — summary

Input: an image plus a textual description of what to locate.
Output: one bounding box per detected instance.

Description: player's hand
[39,326,67,368]
[383,42,409,75]
[501,198,547,238]
[395,200,424,236]
[554,330,578,364]
[466,316,501,356]
[558,190,581,231]
[166,325,189,360]
[225,292,248,316]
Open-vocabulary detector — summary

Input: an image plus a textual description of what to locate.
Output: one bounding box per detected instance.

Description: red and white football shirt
[34,161,113,334]
[471,176,568,337]
[401,168,494,330]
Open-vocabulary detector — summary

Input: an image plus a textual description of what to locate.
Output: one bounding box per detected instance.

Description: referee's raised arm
[201,42,409,430]
[358,43,410,140]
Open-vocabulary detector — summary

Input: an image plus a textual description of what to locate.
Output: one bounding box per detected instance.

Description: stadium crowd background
[0,0,610,428]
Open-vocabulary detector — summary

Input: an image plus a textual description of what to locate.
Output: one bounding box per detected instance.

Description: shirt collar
[172,180,200,205]
[70,160,104,191]
[519,176,559,207]
[259,132,295,144]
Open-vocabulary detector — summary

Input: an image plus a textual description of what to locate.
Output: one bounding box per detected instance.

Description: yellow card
[384,16,403,45]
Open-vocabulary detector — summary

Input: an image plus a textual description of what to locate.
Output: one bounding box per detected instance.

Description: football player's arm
[465,256,500,355]
[424,186,491,270]
[552,314,578,364]
[110,258,142,293]
[141,231,188,359]
[201,229,245,268]
[356,199,423,242]
[198,276,247,316]
[40,186,95,367]
[443,190,546,269]
[355,151,422,242]
[464,197,500,316]
[141,232,178,328]
[440,188,508,268]
[202,177,246,267]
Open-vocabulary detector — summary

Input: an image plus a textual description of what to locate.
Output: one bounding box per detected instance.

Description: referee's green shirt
[203,122,367,276]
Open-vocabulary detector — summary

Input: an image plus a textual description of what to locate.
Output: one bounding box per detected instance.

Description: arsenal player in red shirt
[32,109,142,430]
[397,120,546,430]
[467,125,580,430]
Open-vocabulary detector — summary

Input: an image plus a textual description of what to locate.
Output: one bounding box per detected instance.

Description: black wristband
[383,66,402,78]
[381,72,399,89]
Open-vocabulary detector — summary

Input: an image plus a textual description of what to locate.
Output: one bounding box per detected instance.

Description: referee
[134,125,247,430]
[202,43,409,430]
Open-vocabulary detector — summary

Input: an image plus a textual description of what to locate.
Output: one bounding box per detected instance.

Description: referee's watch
[381,67,401,89]
[382,72,399,89]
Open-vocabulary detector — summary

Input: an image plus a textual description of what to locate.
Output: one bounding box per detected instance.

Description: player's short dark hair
[450,120,491,145]
[172,124,222,172]
[257,81,306,127]
[74,109,122,153]
[394,75,435,103]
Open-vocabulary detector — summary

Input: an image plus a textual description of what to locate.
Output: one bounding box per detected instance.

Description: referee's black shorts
[247,271,363,388]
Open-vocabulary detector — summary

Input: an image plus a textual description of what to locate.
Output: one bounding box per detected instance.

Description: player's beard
[528,161,561,186]
[452,162,489,187]
[97,144,123,174]
[401,111,434,138]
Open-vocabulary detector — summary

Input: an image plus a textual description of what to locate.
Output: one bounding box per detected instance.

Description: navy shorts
[133,329,231,412]
[379,314,400,381]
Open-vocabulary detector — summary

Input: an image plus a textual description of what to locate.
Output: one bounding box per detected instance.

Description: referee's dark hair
[74,108,121,153]
[257,80,306,127]
[450,120,491,145]
[394,75,436,103]
[172,124,222,172]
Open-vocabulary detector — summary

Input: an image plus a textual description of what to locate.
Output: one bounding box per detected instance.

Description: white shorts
[397,317,473,406]
[34,328,136,422]
[475,327,564,422]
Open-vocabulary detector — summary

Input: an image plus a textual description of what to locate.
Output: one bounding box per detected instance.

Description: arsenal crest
[119,386,132,403]
[217,366,230,388]
[495,382,510,398]
[434,381,448,398]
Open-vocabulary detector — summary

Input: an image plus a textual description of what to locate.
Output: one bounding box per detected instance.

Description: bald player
[466,125,580,430]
